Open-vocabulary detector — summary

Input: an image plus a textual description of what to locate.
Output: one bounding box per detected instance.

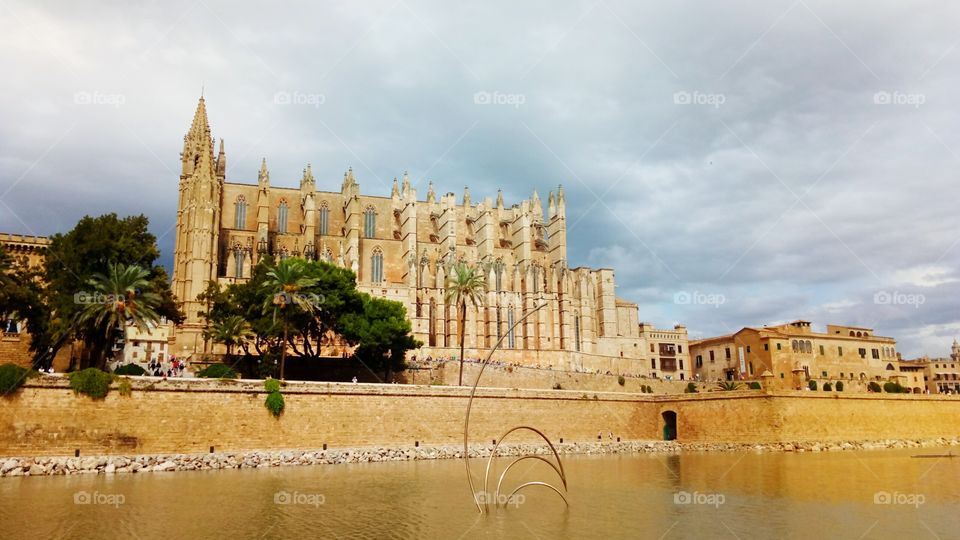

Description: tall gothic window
[234,249,246,278]
[496,307,502,342]
[319,202,329,235]
[574,312,582,352]
[507,308,516,349]
[371,247,384,283]
[278,201,289,233]
[364,206,376,238]
[494,260,504,292]
[234,196,247,229]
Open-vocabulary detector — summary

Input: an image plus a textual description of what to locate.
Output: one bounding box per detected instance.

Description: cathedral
[171,96,691,377]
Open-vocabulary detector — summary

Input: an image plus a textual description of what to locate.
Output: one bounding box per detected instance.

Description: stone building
[690,321,901,391]
[900,342,960,394]
[170,96,676,375]
[0,233,73,370]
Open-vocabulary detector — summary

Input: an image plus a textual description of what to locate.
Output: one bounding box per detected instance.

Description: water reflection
[0,448,956,539]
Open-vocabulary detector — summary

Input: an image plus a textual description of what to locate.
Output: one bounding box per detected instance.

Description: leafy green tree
[35,214,182,368]
[261,258,319,380]
[0,244,43,348]
[342,294,422,381]
[444,262,486,386]
[71,263,162,368]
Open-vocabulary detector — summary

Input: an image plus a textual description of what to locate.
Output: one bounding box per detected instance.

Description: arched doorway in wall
[662,410,678,441]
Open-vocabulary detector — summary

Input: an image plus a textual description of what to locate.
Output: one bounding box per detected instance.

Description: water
[1,448,957,539]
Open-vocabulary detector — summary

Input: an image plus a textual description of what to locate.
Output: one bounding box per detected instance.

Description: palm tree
[261,258,318,380]
[716,381,742,391]
[444,262,486,386]
[72,263,161,367]
[205,315,253,364]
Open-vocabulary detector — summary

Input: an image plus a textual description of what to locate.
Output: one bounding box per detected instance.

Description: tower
[172,96,223,351]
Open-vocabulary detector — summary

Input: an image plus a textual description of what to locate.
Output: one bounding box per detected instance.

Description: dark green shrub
[264,378,281,393]
[0,363,33,395]
[114,364,146,376]
[196,363,238,379]
[836,381,844,392]
[68,368,113,399]
[265,391,285,417]
[868,381,882,393]
[685,382,698,393]
[808,380,818,391]
[748,381,762,390]
[617,375,625,386]
[823,382,832,391]
[883,381,905,393]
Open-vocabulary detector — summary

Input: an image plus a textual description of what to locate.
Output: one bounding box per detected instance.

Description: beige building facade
[690,321,901,391]
[171,97,677,374]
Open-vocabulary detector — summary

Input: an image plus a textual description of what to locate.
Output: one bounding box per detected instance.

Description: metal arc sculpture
[463,302,570,513]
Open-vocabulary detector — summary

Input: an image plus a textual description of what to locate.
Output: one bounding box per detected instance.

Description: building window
[496,308,502,341]
[748,362,753,375]
[819,345,825,355]
[234,249,246,278]
[651,358,656,370]
[364,206,376,238]
[234,196,247,229]
[278,201,289,233]
[508,309,516,349]
[709,350,715,362]
[764,343,769,351]
[319,203,330,235]
[371,248,384,283]
[573,313,581,352]
[494,260,504,292]
[838,346,843,356]
[696,355,703,368]
[776,343,782,351]
[680,359,684,370]
[725,347,731,359]
[872,349,880,359]
[678,345,683,353]
[746,346,751,353]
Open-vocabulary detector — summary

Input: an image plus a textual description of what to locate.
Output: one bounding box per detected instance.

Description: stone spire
[258,158,270,188]
[215,139,226,178]
[426,181,436,204]
[401,171,411,195]
[463,186,471,207]
[301,163,315,190]
[342,167,356,189]
[391,177,400,198]
[496,189,505,209]
[548,190,557,219]
[531,189,542,219]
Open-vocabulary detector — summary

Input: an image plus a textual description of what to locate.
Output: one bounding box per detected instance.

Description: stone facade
[170,97,681,376]
[690,320,901,390]
[0,233,73,370]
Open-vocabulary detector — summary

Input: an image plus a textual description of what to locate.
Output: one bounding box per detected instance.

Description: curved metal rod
[494,455,566,505]
[483,425,567,507]
[505,481,570,508]
[464,302,549,513]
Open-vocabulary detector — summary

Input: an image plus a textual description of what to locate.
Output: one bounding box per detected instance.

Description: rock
[1,459,18,473]
[104,464,116,474]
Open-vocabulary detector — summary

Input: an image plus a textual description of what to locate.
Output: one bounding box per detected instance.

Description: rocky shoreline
[2,436,959,478]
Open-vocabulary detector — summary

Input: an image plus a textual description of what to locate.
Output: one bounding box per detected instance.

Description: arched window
[804,341,812,354]
[371,248,384,283]
[319,202,330,235]
[574,311,581,352]
[792,340,799,352]
[234,196,248,229]
[428,299,437,347]
[507,308,516,349]
[531,265,540,293]
[494,260,505,291]
[278,200,289,233]
[234,248,246,278]
[364,206,376,238]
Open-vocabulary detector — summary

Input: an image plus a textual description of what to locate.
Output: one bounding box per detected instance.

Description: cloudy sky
[1,0,958,357]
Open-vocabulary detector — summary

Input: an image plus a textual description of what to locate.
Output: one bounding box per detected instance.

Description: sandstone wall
[2,378,959,458]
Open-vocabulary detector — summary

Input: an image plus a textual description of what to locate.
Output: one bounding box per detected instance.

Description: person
[352,376,358,384]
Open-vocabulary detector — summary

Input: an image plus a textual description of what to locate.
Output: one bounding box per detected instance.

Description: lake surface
[1,448,957,539]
